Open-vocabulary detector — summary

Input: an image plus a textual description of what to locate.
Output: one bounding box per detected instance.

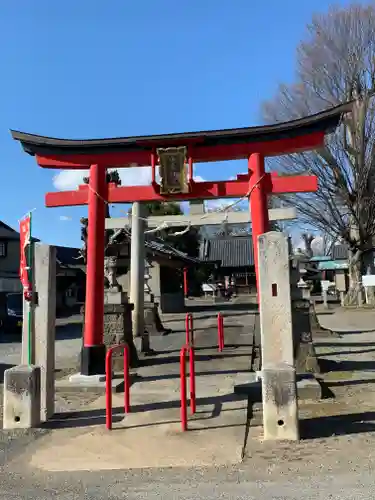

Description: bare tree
[302,233,314,259]
[262,3,375,305]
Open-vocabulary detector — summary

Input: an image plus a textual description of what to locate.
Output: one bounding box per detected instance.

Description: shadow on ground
[133,367,251,383]
[55,323,82,341]
[140,347,250,368]
[300,411,375,438]
[315,341,375,348]
[317,348,375,357]
[185,302,258,314]
[0,363,15,383]
[319,358,375,373]
[43,392,247,430]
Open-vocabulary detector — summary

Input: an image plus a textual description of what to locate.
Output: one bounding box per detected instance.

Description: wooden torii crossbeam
[10,100,352,377]
[105,207,298,230]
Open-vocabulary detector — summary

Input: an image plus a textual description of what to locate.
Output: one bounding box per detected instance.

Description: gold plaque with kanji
[157,146,188,195]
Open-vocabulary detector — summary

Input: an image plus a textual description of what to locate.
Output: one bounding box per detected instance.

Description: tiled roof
[0,220,40,242]
[145,237,200,265]
[200,237,254,267]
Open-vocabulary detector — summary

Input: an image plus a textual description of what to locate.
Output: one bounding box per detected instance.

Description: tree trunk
[362,250,375,305]
[344,250,364,306]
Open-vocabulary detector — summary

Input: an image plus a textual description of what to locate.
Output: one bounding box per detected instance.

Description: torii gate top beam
[10,101,352,169]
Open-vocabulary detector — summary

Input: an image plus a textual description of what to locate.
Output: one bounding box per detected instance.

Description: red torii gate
[11,101,351,376]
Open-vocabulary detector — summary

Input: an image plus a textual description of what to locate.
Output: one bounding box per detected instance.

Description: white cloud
[52,166,152,191]
[194,175,205,183]
[53,169,209,191]
[206,198,247,213]
[59,215,72,221]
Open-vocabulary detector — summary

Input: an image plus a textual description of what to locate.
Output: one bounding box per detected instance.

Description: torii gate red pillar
[82,164,106,375]
[249,153,269,290]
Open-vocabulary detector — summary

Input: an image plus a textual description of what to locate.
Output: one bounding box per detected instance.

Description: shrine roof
[145,237,200,265]
[200,237,255,267]
[10,101,352,163]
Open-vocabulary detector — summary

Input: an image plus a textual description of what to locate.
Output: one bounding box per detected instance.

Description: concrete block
[133,334,151,354]
[261,365,299,441]
[296,375,322,400]
[104,291,128,305]
[3,365,41,430]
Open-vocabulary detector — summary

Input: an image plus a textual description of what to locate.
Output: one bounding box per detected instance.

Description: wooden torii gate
[11,101,352,376]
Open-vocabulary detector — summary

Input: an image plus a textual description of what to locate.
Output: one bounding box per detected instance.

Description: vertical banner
[19,214,32,301]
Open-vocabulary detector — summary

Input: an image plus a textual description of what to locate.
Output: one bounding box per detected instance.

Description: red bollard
[189,314,194,346]
[185,313,194,346]
[217,313,224,352]
[220,314,224,351]
[124,345,130,413]
[105,350,113,430]
[180,347,188,431]
[185,314,189,345]
[189,346,196,414]
[106,343,131,430]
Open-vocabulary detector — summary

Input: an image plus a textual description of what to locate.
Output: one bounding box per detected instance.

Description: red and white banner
[19,215,32,301]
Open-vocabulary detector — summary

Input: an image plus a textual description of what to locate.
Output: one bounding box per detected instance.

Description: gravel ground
[2,307,375,498]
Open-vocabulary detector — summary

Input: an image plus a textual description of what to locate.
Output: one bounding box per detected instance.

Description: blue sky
[0,0,357,248]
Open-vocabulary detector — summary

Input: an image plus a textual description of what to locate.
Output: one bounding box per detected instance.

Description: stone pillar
[33,244,56,422]
[290,262,319,374]
[103,290,139,368]
[3,365,41,430]
[321,280,329,308]
[130,202,149,352]
[258,231,299,441]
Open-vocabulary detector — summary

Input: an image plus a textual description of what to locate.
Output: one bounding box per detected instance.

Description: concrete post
[130,202,147,347]
[33,244,56,422]
[258,231,299,441]
[3,365,41,430]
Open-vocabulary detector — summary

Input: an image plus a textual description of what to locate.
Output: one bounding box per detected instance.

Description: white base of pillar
[68,373,106,384]
[261,365,299,441]
[3,365,41,430]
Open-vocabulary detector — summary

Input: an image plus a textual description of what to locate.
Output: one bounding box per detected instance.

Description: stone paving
[20,308,256,472]
[317,305,375,333]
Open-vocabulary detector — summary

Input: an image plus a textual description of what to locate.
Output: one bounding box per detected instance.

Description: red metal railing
[217,313,224,352]
[180,344,196,431]
[185,313,194,346]
[105,343,130,430]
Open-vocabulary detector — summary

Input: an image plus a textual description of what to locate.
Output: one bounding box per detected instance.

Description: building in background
[0,220,85,316]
